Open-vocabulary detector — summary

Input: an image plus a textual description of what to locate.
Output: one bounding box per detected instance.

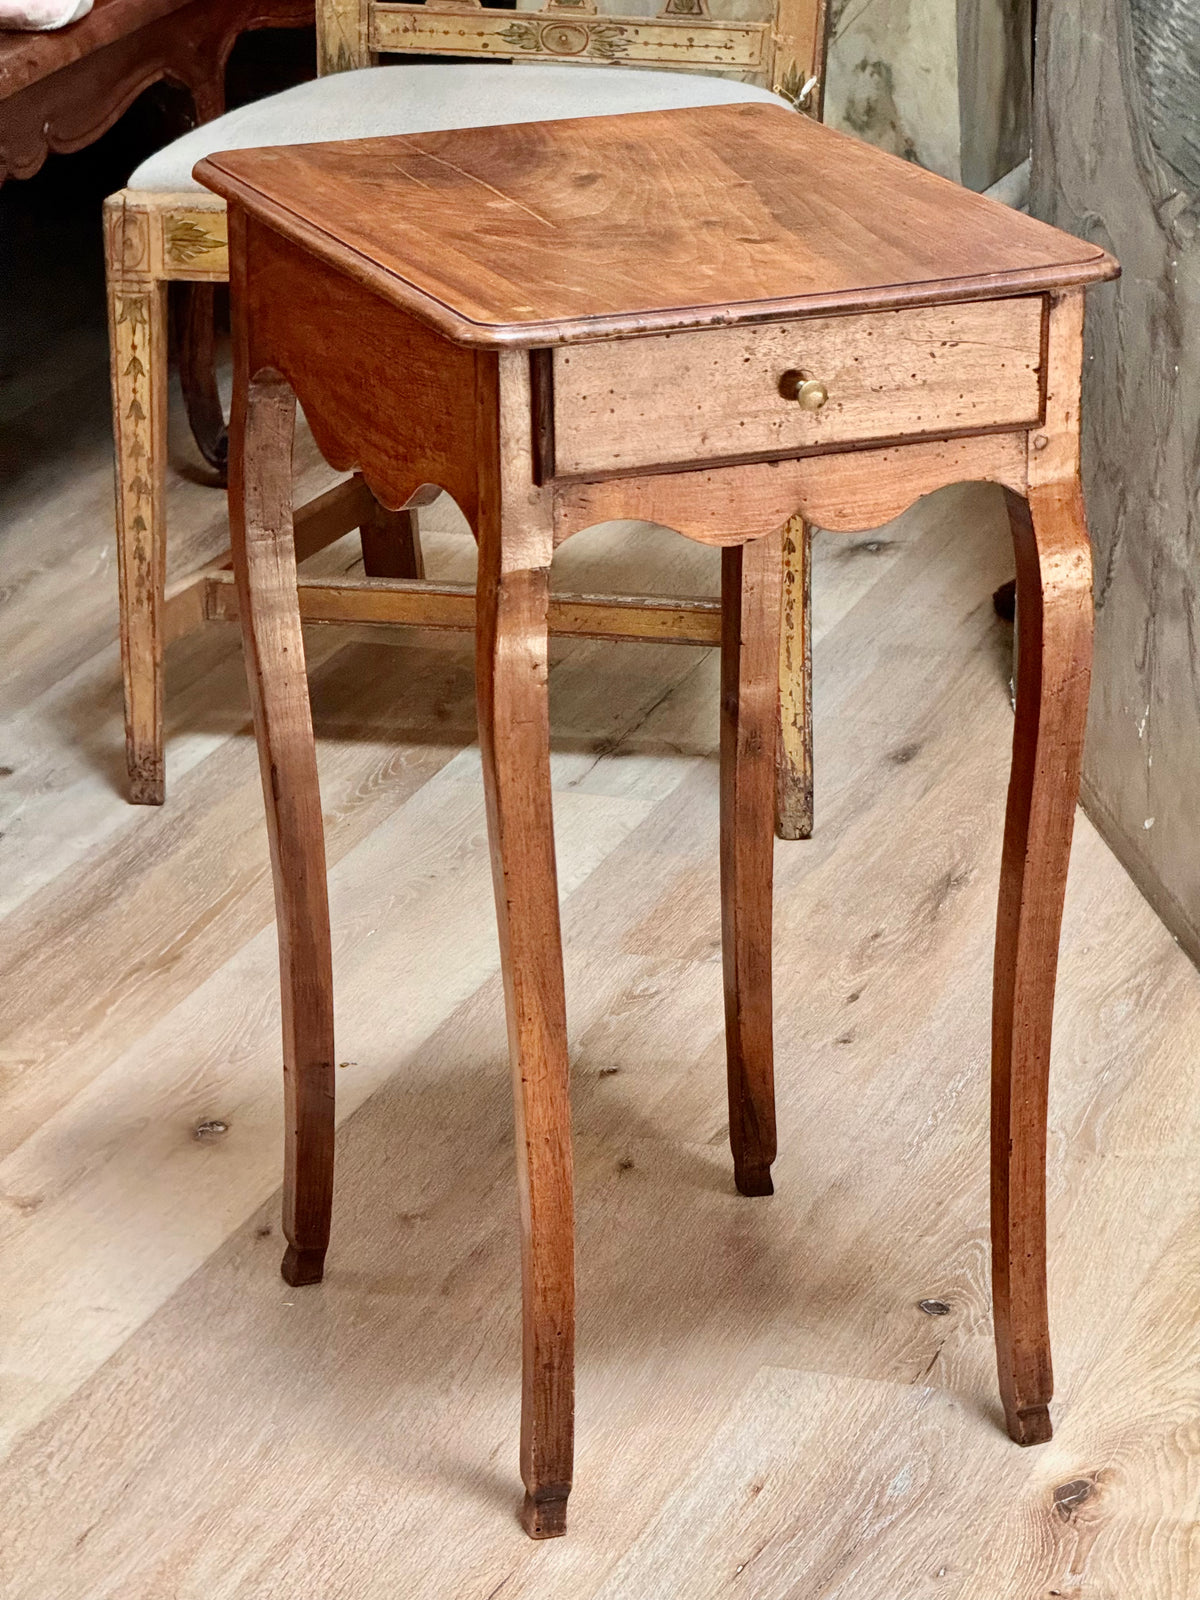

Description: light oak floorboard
[1,361,1197,1595]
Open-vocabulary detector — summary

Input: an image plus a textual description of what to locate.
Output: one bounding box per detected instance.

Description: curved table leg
[991,480,1093,1446]
[176,282,229,481]
[723,530,784,1196]
[231,371,335,1290]
[476,466,574,1539]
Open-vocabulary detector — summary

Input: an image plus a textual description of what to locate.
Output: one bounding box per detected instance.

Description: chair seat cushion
[128,63,790,192]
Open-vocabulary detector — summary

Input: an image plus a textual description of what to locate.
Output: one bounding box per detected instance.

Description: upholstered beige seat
[129,63,788,191]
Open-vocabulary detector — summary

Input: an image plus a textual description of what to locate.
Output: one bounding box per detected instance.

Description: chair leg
[722,531,784,1198]
[108,256,168,805]
[230,372,335,1290]
[991,482,1093,1446]
[776,514,814,841]
[476,504,574,1540]
[175,282,229,481]
[359,499,424,579]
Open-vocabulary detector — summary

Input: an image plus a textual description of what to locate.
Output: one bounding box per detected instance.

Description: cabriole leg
[230,369,336,1290]
[476,432,574,1539]
[991,480,1093,1445]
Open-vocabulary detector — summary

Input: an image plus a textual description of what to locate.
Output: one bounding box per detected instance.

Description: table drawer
[550,298,1046,476]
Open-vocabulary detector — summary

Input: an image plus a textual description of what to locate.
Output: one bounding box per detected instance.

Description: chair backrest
[317,0,830,114]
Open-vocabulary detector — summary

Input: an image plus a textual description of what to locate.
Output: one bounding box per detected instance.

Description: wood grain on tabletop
[193,102,1117,346]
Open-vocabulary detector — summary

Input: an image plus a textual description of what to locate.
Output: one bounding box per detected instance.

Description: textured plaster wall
[824,0,1030,190]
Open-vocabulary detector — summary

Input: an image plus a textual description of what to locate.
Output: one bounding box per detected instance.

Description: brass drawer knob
[778,371,829,410]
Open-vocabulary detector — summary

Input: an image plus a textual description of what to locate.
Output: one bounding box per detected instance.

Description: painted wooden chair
[104,0,829,813]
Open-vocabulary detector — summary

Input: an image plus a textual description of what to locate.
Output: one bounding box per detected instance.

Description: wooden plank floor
[3,333,1200,1598]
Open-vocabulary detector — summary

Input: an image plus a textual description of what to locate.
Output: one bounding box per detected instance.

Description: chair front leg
[991,480,1093,1445]
[476,492,574,1540]
[722,530,784,1197]
[230,370,336,1290]
[107,224,168,806]
[776,513,814,841]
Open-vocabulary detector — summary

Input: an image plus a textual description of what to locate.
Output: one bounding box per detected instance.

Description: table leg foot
[734,1162,774,1198]
[1006,1402,1053,1447]
[521,1490,570,1539]
[281,1245,326,1287]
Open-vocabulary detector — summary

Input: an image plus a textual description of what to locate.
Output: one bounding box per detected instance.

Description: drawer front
[551,298,1046,476]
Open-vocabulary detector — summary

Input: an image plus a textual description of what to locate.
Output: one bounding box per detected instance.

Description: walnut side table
[197,103,1118,1538]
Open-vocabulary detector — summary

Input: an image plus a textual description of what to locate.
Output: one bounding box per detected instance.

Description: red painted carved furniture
[3,0,314,501]
[197,102,1118,1536]
[0,0,312,182]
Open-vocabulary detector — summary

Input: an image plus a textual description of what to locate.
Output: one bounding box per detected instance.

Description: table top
[196,101,1119,349]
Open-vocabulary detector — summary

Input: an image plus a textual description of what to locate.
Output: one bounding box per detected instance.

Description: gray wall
[824,0,1030,189]
[1032,0,1200,965]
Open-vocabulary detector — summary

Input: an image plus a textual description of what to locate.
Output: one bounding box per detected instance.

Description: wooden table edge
[195,155,1120,351]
